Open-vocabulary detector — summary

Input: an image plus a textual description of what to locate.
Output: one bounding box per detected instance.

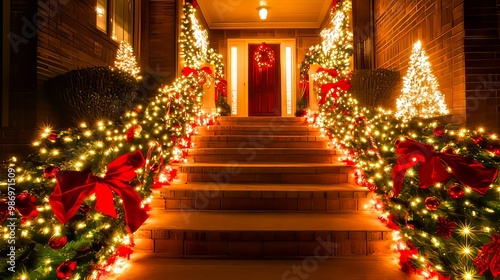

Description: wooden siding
[144,0,177,85]
[373,0,466,122]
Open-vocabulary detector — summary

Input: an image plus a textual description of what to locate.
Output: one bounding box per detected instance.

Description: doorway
[227,39,296,117]
[248,43,281,116]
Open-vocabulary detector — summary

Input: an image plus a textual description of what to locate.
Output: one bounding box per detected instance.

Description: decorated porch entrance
[227,39,296,117]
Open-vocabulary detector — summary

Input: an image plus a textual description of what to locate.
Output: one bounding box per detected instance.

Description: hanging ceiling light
[258,7,268,20]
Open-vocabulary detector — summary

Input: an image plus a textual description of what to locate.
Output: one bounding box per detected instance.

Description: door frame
[227,38,296,117]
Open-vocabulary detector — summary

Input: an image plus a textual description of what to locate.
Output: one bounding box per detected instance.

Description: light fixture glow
[259,7,268,20]
[96,7,104,17]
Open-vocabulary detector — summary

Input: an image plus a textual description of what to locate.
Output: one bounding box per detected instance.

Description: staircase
[127,117,413,279]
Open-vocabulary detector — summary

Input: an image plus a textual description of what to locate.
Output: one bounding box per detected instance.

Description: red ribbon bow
[49,151,148,233]
[474,233,500,277]
[182,66,212,77]
[319,80,351,105]
[215,79,227,101]
[316,67,339,77]
[392,138,498,197]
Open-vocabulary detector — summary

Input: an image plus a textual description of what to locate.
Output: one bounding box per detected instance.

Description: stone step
[134,211,392,257]
[192,135,328,149]
[217,116,306,126]
[155,183,370,212]
[174,163,350,184]
[112,255,419,280]
[187,148,341,163]
[198,125,322,136]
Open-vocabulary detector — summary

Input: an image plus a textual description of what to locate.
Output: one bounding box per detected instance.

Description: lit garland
[114,41,141,80]
[298,0,353,101]
[0,1,221,279]
[253,43,275,68]
[302,1,500,279]
[396,41,449,121]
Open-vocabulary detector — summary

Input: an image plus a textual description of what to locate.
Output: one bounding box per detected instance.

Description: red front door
[248,43,281,116]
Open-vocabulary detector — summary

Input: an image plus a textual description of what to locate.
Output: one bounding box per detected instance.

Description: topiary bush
[48,67,139,124]
[350,69,400,110]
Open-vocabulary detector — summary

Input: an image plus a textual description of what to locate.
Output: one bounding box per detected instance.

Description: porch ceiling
[196,0,332,29]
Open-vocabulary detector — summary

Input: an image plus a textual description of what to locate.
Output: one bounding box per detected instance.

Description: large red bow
[182,66,212,77]
[319,80,351,105]
[215,79,227,101]
[392,138,498,197]
[474,233,500,277]
[49,151,148,233]
[316,67,339,77]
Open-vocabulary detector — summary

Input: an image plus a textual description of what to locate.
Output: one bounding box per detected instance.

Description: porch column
[201,64,216,114]
[308,64,321,112]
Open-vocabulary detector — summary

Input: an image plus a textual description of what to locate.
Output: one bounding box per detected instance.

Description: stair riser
[199,125,321,136]
[194,141,328,149]
[178,173,349,184]
[159,197,369,211]
[134,230,391,257]
[217,117,306,127]
[187,154,341,163]
[199,130,322,136]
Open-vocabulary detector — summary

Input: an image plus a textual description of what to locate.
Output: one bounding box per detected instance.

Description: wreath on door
[253,42,275,68]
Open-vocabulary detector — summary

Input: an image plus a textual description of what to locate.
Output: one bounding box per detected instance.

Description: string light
[395,41,449,121]
[114,41,141,79]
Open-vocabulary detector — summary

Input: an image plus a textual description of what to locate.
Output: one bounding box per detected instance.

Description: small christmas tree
[396,40,449,121]
[114,41,141,79]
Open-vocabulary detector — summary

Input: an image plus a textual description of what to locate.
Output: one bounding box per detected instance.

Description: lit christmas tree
[114,41,141,79]
[319,0,353,75]
[0,2,221,279]
[298,0,353,107]
[396,40,449,121]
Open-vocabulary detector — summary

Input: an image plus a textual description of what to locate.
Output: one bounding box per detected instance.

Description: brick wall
[2,0,123,160]
[36,0,121,129]
[463,0,500,132]
[373,0,466,120]
[2,0,39,159]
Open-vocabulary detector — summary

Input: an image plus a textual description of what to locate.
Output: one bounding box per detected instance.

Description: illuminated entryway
[227,39,296,117]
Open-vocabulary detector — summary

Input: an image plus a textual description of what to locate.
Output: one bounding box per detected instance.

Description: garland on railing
[0,1,222,279]
[308,87,500,279]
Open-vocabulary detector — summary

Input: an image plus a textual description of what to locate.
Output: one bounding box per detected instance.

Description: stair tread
[165,182,367,192]
[174,162,347,167]
[193,136,326,141]
[142,211,387,231]
[111,254,418,280]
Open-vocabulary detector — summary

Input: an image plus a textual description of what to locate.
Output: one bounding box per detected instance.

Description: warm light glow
[96,7,104,16]
[396,40,449,121]
[114,41,141,79]
[259,7,268,20]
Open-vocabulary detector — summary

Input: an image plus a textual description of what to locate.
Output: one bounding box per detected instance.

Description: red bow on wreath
[392,138,498,197]
[318,79,351,105]
[49,151,148,233]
